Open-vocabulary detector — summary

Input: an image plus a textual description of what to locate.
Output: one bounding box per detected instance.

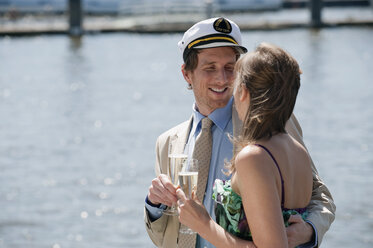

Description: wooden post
[310,0,323,28]
[69,0,83,36]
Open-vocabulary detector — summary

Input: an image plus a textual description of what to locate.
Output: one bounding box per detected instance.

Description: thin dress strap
[254,144,285,209]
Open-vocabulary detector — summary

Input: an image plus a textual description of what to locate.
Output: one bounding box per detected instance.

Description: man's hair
[229,42,301,172]
[184,49,200,72]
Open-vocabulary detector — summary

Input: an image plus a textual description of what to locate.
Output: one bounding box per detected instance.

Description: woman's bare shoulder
[235,144,275,175]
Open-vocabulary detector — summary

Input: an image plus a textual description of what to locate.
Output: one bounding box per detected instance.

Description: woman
[176,43,313,248]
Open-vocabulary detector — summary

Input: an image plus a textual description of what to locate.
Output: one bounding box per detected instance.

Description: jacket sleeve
[286,114,336,246]
[144,135,170,247]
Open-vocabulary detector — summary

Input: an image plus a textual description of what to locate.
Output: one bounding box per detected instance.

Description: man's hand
[147,174,178,207]
[286,214,314,248]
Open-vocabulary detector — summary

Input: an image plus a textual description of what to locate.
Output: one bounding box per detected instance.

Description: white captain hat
[178,17,247,61]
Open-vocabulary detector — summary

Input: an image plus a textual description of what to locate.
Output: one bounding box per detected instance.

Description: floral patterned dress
[212,179,308,241]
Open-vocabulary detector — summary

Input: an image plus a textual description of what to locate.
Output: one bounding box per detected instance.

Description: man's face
[182,47,237,116]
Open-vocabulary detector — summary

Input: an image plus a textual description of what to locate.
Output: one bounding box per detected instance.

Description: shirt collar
[192,97,233,132]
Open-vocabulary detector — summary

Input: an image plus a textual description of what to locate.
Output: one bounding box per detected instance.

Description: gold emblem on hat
[213,18,232,34]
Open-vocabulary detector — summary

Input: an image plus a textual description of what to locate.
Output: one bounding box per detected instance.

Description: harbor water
[0,26,372,247]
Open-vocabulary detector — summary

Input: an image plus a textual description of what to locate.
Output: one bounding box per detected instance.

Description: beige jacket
[144,108,335,248]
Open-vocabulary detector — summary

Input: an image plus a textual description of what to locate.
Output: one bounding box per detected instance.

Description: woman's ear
[239,84,249,102]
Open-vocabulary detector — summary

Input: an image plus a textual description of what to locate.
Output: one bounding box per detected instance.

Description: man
[144,17,335,248]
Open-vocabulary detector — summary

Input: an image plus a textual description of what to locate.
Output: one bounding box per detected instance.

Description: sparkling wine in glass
[178,158,199,234]
[163,138,188,216]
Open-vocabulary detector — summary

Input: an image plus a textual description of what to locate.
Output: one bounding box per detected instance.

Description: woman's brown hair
[229,43,301,173]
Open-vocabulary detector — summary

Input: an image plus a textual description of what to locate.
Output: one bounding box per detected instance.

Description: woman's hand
[177,188,257,248]
[176,188,211,233]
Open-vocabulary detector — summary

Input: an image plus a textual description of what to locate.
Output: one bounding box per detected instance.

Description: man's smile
[210,87,228,93]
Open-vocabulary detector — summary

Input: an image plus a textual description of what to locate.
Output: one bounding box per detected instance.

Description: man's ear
[181,64,192,85]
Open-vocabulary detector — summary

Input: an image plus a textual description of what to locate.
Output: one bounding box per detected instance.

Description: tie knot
[201,117,213,130]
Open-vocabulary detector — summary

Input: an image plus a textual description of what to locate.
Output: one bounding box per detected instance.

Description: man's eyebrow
[200,61,216,67]
[201,61,236,66]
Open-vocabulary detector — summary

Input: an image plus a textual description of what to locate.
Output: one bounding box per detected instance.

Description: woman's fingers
[176,188,187,205]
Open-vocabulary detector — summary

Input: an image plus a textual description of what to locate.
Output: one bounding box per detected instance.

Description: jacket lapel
[172,115,193,154]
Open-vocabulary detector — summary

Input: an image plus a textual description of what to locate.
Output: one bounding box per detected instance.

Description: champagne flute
[178,158,199,234]
[163,137,188,216]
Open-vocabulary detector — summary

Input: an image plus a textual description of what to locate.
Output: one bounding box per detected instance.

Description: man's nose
[216,69,228,84]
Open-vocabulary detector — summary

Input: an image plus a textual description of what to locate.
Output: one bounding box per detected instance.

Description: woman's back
[230,133,313,247]
[255,133,313,210]
[232,133,312,210]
